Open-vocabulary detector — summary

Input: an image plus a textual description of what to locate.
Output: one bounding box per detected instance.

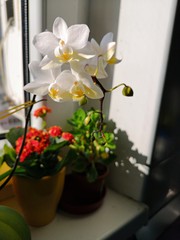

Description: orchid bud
[79,96,87,106]
[122,86,133,97]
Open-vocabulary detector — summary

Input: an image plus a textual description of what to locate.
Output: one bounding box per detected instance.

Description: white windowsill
[28,188,148,240]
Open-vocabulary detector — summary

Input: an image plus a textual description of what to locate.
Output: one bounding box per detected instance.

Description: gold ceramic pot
[12,167,65,227]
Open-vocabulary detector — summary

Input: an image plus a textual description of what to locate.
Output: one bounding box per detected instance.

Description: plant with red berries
[0,106,74,180]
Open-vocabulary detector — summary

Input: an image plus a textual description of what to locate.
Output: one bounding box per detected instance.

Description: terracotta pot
[12,167,65,227]
[59,165,108,214]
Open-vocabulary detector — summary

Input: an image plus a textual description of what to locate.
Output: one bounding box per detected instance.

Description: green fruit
[0,205,31,240]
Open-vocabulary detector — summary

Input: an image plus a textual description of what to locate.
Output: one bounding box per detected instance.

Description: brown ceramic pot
[59,164,108,214]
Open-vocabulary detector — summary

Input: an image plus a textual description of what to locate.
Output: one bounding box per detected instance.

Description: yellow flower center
[49,88,60,99]
[55,42,74,63]
[56,51,73,63]
[71,82,84,100]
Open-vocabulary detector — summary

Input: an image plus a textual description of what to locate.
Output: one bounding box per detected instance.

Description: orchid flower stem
[99,97,105,131]
[107,83,127,92]
[92,76,129,131]
[0,95,37,190]
[92,76,107,132]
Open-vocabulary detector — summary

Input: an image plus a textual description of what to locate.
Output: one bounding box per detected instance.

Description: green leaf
[43,141,68,153]
[0,169,12,181]
[52,160,64,174]
[1,144,17,167]
[63,149,78,166]
[86,164,98,182]
[68,108,86,128]
[6,127,24,147]
[22,165,46,179]
[0,167,27,181]
[0,156,3,167]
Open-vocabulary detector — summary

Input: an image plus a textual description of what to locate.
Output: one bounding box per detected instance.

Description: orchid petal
[40,56,61,69]
[79,73,104,99]
[96,57,108,79]
[53,17,68,41]
[24,82,50,96]
[29,61,53,81]
[70,81,85,100]
[84,64,97,77]
[70,61,84,75]
[48,82,73,102]
[40,59,61,70]
[91,38,102,55]
[67,24,90,49]
[100,32,113,49]
[78,42,96,59]
[24,61,56,96]
[108,55,122,64]
[103,42,116,61]
[33,32,58,58]
[83,84,104,99]
[55,70,76,90]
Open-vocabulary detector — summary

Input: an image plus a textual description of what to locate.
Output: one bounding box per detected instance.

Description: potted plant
[0,16,133,216]
[59,107,117,214]
[66,108,117,181]
[0,105,74,226]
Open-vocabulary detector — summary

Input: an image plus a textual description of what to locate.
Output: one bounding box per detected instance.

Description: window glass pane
[0,0,25,135]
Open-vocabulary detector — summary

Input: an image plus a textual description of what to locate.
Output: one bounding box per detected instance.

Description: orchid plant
[0,17,133,189]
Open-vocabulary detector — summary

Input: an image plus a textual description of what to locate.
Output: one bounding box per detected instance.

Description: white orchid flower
[33,17,90,67]
[84,32,121,79]
[24,61,61,96]
[48,70,104,103]
[70,57,108,80]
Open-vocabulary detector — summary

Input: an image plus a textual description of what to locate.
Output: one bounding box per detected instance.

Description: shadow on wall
[107,120,148,201]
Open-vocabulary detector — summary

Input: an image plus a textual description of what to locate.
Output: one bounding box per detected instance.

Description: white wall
[108,0,177,199]
[108,0,177,163]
